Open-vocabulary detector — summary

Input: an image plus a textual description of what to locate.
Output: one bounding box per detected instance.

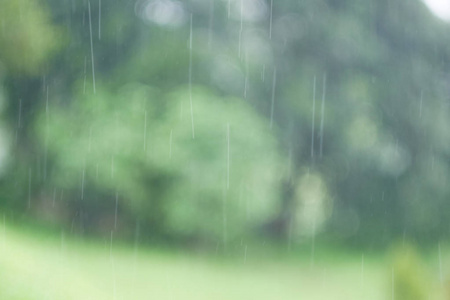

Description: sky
[422,0,450,21]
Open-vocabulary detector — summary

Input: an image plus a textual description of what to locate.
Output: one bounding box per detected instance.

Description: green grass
[0,223,418,300]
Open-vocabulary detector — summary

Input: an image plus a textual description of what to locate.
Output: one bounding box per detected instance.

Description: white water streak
[144,111,147,151]
[189,14,195,139]
[28,168,31,208]
[81,168,85,199]
[238,0,243,58]
[319,74,326,157]
[244,245,248,263]
[419,90,423,118]
[88,126,92,152]
[169,129,173,159]
[227,123,230,189]
[208,0,214,49]
[269,0,273,39]
[361,254,364,287]
[2,215,5,251]
[98,0,101,40]
[311,76,316,159]
[392,268,395,300]
[262,64,265,82]
[111,156,114,178]
[114,192,118,229]
[88,1,96,93]
[83,56,87,94]
[439,242,443,285]
[270,67,277,129]
[244,50,249,98]
[310,218,315,267]
[18,99,22,128]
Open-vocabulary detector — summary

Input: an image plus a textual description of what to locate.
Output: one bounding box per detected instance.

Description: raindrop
[287,146,292,180]
[244,51,249,98]
[419,90,423,118]
[180,101,183,120]
[81,167,85,199]
[83,56,87,94]
[439,242,443,286]
[269,0,273,39]
[189,14,195,139]
[18,98,22,129]
[46,85,49,113]
[98,0,101,40]
[361,253,364,287]
[44,86,49,181]
[319,74,326,157]
[310,218,316,267]
[261,64,265,82]
[311,76,316,160]
[133,221,140,270]
[2,214,5,251]
[111,156,114,178]
[391,268,395,300]
[114,191,119,229]
[88,1,96,93]
[59,230,65,279]
[208,0,214,49]
[227,123,230,190]
[52,188,57,207]
[287,215,293,251]
[223,186,228,248]
[244,245,248,263]
[144,110,147,151]
[28,168,31,209]
[16,99,22,144]
[270,67,277,129]
[169,129,173,159]
[88,126,92,152]
[110,230,117,300]
[110,230,114,259]
[131,221,140,297]
[238,0,244,58]
[60,230,64,254]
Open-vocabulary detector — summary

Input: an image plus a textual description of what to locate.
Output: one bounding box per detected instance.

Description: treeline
[1,0,450,248]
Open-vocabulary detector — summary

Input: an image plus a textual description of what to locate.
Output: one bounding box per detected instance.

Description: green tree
[35,83,283,243]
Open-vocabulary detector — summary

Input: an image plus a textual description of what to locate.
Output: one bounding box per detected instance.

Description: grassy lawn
[0,223,432,300]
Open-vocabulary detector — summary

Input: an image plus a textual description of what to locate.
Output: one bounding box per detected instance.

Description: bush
[33,83,283,244]
[389,243,430,300]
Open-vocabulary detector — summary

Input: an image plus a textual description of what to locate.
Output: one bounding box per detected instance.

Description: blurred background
[1,0,450,299]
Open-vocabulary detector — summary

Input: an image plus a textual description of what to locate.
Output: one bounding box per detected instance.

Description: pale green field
[0,224,444,300]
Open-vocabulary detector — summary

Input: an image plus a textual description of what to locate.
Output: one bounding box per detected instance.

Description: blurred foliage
[1,0,450,248]
[389,243,431,300]
[0,0,63,75]
[34,83,282,242]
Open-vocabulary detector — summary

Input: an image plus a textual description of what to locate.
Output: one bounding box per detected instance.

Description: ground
[0,224,444,300]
